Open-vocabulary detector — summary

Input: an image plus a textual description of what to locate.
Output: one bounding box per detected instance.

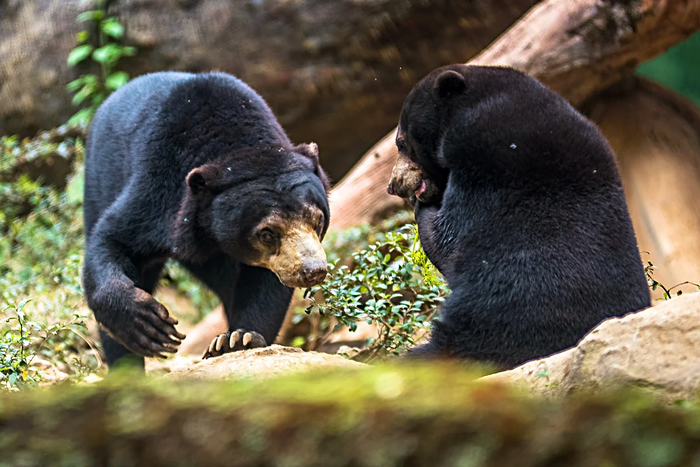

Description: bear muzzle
[388,153,423,198]
[387,153,441,203]
[261,224,328,288]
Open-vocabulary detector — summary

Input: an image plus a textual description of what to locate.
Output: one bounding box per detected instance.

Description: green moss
[1,364,700,466]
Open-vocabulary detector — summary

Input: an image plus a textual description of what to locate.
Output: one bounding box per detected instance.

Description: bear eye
[259,228,278,246]
[396,138,407,154]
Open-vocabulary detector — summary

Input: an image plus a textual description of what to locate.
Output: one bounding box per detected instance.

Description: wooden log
[329,0,700,231]
[585,76,700,299]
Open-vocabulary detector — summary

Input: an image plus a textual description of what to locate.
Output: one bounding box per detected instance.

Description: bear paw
[202,329,267,359]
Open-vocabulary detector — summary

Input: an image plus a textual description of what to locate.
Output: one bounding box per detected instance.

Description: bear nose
[387,183,396,196]
[302,262,327,285]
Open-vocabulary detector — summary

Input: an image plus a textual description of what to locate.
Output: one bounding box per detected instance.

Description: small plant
[66,0,135,125]
[0,300,97,391]
[0,300,37,390]
[643,254,700,300]
[304,224,449,361]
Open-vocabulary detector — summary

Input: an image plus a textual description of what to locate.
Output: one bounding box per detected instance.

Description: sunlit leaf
[101,19,124,38]
[76,10,103,22]
[105,71,129,91]
[67,45,93,66]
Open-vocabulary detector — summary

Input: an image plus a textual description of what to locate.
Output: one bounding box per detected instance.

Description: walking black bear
[83,72,330,369]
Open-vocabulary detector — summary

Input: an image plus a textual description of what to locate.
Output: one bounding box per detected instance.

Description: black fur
[83,72,329,369]
[397,65,651,369]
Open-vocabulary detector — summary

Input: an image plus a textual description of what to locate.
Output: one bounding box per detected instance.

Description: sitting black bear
[83,71,330,369]
[387,65,651,369]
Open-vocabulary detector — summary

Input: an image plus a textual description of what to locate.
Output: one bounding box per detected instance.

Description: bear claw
[202,329,267,359]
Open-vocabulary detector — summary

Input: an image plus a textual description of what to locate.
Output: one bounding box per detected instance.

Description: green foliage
[644,254,700,300]
[321,210,414,265]
[1,133,100,389]
[0,300,37,390]
[304,224,449,360]
[637,31,700,107]
[66,0,136,125]
[1,300,95,391]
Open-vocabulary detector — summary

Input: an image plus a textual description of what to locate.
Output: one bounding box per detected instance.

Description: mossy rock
[2,362,700,466]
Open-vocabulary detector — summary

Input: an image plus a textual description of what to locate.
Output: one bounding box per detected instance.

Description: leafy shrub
[304,224,449,361]
[1,300,96,391]
[66,0,135,125]
[0,132,101,390]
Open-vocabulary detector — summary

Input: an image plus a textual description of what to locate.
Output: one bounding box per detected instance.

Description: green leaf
[67,45,94,66]
[67,108,95,126]
[92,44,118,64]
[71,88,92,106]
[77,10,103,22]
[121,46,137,57]
[76,31,89,43]
[105,71,129,91]
[66,77,85,92]
[290,336,305,348]
[101,20,124,39]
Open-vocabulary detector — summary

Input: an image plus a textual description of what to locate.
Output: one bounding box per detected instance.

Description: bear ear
[295,142,319,161]
[186,166,213,195]
[434,70,466,99]
[295,142,330,191]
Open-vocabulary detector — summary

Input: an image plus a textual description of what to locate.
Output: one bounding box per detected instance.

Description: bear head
[387,64,481,204]
[176,143,331,288]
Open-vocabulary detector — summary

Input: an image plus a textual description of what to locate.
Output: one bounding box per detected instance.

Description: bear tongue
[415,180,427,198]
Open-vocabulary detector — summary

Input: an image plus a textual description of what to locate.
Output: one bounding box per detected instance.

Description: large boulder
[482,293,700,402]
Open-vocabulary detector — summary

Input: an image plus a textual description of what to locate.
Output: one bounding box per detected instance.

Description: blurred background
[1,0,699,385]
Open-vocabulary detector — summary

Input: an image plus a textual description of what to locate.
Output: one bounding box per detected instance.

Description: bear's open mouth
[415,180,427,199]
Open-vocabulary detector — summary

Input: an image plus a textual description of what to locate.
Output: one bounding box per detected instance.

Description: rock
[33,358,70,386]
[145,355,200,377]
[0,0,538,181]
[482,293,700,402]
[163,345,366,381]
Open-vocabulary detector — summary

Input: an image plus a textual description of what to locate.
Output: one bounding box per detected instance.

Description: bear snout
[301,261,328,286]
[388,153,423,199]
[263,223,328,288]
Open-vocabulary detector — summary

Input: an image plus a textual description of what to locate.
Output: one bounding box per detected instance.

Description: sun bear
[83,71,330,369]
[387,65,651,369]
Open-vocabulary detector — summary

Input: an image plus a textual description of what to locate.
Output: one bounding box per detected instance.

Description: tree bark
[0,0,539,181]
[328,0,700,231]
[584,76,700,298]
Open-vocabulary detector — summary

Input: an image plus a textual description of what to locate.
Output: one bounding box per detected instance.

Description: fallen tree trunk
[328,0,700,230]
[0,0,539,181]
[584,77,700,297]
